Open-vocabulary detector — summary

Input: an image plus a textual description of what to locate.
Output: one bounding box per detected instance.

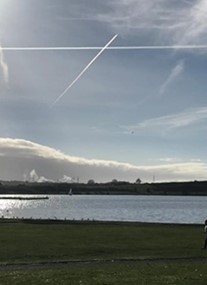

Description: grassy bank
[0,221,205,263]
[0,221,206,284]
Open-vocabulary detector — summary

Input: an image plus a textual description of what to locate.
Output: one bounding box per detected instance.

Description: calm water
[0,195,207,224]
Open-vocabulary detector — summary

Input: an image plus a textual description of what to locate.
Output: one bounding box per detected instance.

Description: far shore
[0,180,207,196]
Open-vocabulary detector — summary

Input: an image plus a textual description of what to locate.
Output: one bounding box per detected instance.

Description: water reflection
[0,195,206,224]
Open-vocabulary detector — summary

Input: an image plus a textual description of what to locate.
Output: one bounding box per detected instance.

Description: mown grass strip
[0,262,207,285]
[0,221,205,263]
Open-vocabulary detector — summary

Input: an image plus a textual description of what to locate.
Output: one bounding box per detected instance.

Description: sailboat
[68,188,72,195]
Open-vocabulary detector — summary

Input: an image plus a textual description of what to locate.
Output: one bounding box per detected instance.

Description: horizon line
[1,45,207,51]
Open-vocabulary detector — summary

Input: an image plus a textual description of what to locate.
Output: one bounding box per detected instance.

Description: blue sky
[0,0,207,182]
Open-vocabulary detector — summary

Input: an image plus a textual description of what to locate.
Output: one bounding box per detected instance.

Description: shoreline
[0,217,202,226]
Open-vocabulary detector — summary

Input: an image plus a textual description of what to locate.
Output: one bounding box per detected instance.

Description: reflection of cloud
[0,44,8,84]
[0,138,206,182]
[125,107,207,133]
[159,61,184,95]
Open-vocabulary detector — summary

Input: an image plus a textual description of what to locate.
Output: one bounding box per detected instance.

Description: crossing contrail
[2,45,207,51]
[50,34,118,107]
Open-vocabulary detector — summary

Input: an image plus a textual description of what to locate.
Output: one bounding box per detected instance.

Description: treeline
[0,180,207,195]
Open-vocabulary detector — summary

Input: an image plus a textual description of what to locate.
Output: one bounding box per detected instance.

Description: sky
[0,0,207,183]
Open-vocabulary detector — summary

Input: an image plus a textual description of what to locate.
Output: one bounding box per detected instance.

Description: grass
[0,262,207,285]
[0,221,205,263]
[0,221,206,284]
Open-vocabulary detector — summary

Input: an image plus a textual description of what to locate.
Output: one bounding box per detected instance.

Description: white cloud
[0,45,8,84]
[59,175,73,183]
[24,170,73,183]
[159,61,184,95]
[159,157,181,163]
[27,169,53,183]
[0,137,206,182]
[126,106,207,133]
[29,169,39,182]
[96,0,207,45]
[179,0,207,44]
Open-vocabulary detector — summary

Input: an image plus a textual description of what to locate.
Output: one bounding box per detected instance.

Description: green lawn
[0,262,207,285]
[0,221,205,263]
[0,221,206,284]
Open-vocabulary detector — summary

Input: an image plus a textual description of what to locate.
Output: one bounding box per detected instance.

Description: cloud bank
[0,138,206,183]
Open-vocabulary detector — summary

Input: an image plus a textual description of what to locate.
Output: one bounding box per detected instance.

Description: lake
[0,195,206,224]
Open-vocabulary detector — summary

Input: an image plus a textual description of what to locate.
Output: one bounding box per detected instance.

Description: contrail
[2,45,207,51]
[50,34,118,107]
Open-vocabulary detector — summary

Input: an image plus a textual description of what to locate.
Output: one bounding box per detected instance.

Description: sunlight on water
[0,195,206,224]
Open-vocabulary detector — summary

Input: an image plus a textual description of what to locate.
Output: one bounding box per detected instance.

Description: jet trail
[50,34,118,107]
[2,45,207,51]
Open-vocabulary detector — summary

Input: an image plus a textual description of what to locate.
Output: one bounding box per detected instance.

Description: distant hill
[0,180,207,195]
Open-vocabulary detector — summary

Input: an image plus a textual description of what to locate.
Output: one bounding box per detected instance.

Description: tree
[135,178,142,184]
[87,179,95,185]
